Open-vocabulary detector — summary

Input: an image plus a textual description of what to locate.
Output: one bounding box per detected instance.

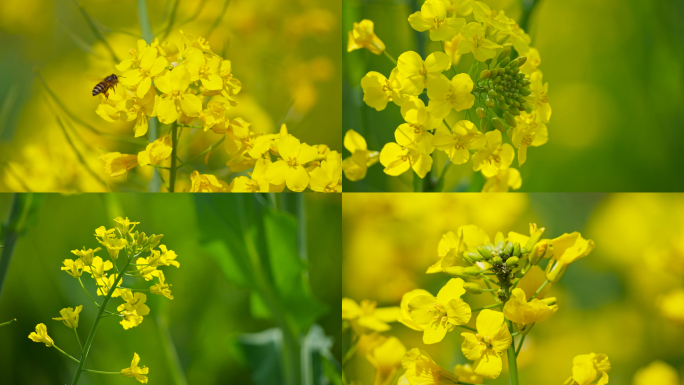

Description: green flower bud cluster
[130,230,164,252]
[474,48,533,129]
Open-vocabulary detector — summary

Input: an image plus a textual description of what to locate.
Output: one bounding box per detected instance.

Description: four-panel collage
[0,0,683,384]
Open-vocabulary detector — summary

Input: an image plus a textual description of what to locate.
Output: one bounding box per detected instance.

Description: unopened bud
[497,47,511,62]
[525,223,545,250]
[149,234,164,247]
[485,98,495,108]
[499,57,510,68]
[517,56,527,66]
[509,58,519,68]
[513,243,521,257]
[503,242,513,256]
[504,112,517,127]
[444,266,468,278]
[530,242,548,265]
[506,256,519,266]
[137,231,147,244]
[464,283,484,294]
[480,69,491,79]
[520,88,532,96]
[477,245,493,260]
[463,266,483,277]
[497,101,510,111]
[491,117,505,132]
[541,297,557,306]
[508,107,521,116]
[476,107,486,119]
[492,256,504,265]
[464,251,484,263]
[488,90,497,99]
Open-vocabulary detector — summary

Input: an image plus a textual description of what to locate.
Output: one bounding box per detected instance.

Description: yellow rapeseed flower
[408,0,465,42]
[117,289,151,330]
[633,361,679,385]
[342,129,379,182]
[458,22,501,62]
[100,153,139,177]
[432,120,486,164]
[360,69,407,111]
[342,298,400,333]
[348,19,386,55]
[137,136,173,167]
[28,323,54,347]
[70,247,102,266]
[52,305,83,329]
[154,65,202,124]
[503,288,557,331]
[482,168,522,192]
[545,232,595,282]
[309,151,343,193]
[460,309,512,379]
[189,171,231,192]
[61,259,85,278]
[121,352,149,383]
[367,336,406,385]
[400,348,461,384]
[472,130,514,178]
[564,353,610,385]
[396,51,451,95]
[264,135,318,192]
[407,278,471,344]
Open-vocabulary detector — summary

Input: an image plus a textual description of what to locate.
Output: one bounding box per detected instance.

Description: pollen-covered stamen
[285,157,299,167]
[476,333,494,348]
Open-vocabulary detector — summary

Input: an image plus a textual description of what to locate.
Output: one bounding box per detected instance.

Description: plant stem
[54,344,80,364]
[82,369,120,374]
[0,318,16,327]
[471,303,503,312]
[0,194,33,301]
[457,324,477,332]
[382,50,397,64]
[74,328,83,352]
[506,320,519,385]
[70,257,131,385]
[530,279,549,300]
[169,122,178,192]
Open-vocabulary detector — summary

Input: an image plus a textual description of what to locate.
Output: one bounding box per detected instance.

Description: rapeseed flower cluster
[345,1,551,191]
[343,222,606,384]
[97,31,340,193]
[29,217,179,383]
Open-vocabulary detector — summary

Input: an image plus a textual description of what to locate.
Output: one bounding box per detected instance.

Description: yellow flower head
[117,289,151,330]
[658,288,684,325]
[95,274,122,297]
[454,363,483,384]
[137,135,173,167]
[360,69,407,111]
[121,352,149,383]
[408,0,465,42]
[183,47,223,90]
[408,278,472,344]
[397,51,451,95]
[545,232,595,282]
[342,298,399,333]
[397,289,431,331]
[432,120,486,164]
[52,305,83,329]
[400,348,461,384]
[264,135,318,192]
[564,353,610,385]
[150,271,174,300]
[510,111,548,166]
[460,309,512,379]
[84,256,113,279]
[98,235,128,260]
[366,336,406,385]
[472,130,514,178]
[520,48,541,75]
[427,73,475,119]
[71,247,102,266]
[121,46,168,98]
[428,225,490,274]
[114,217,140,235]
[396,97,440,148]
[28,323,54,347]
[189,171,230,192]
[61,258,85,278]
[458,22,502,62]
[347,19,386,55]
[309,151,342,193]
[379,140,434,179]
[503,288,557,330]
[342,129,379,182]
[633,361,679,385]
[154,65,203,124]
[482,168,522,192]
[472,1,515,32]
[100,153,139,177]
[528,71,551,123]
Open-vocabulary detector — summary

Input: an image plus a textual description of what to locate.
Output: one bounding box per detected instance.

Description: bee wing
[87,74,106,82]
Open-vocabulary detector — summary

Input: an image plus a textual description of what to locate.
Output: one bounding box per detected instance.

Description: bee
[92,74,120,98]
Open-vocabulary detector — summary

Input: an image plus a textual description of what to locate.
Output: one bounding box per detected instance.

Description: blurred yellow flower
[309,151,342,193]
[28,323,54,347]
[528,71,552,123]
[503,288,557,331]
[461,309,512,379]
[71,247,101,266]
[458,22,501,62]
[348,19,386,55]
[443,34,465,65]
[342,298,399,333]
[472,130,514,178]
[137,136,173,167]
[397,289,430,331]
[432,120,486,164]
[564,353,610,385]
[52,305,83,329]
[397,51,451,95]
[121,352,149,383]
[472,1,515,32]
[114,217,139,235]
[400,348,460,384]
[367,336,406,385]
[428,225,489,273]
[342,129,379,182]
[408,0,465,42]
[427,73,475,119]
[453,364,483,384]
[545,232,595,283]
[659,288,684,325]
[441,0,473,16]
[407,278,471,344]
[520,48,541,75]
[100,152,139,177]
[510,111,548,166]
[482,168,522,192]
[633,361,679,385]
[150,272,173,300]
[231,158,282,192]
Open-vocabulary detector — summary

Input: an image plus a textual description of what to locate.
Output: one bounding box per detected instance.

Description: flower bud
[517,104,526,111]
[520,88,532,96]
[513,242,521,257]
[503,242,514,256]
[464,251,484,262]
[529,242,548,265]
[509,58,519,68]
[492,256,503,265]
[488,90,497,99]
[476,107,486,119]
[517,56,527,66]
[444,266,469,278]
[515,73,526,81]
[491,117,505,131]
[541,297,557,306]
[137,231,147,244]
[496,95,505,103]
[499,57,510,68]
[506,256,519,266]
[463,266,483,277]
[485,98,495,108]
[504,112,517,127]
[464,282,484,294]
[509,66,519,74]
[525,223,545,250]
[149,234,164,248]
[508,107,521,116]
[493,77,501,85]
[546,261,566,282]
[477,245,493,260]
[497,101,510,111]
[514,270,525,278]
[480,69,491,79]
[497,47,511,62]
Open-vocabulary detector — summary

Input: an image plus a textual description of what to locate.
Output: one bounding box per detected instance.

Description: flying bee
[92,74,121,98]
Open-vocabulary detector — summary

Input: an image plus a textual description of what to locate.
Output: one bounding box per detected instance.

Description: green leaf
[238,328,284,385]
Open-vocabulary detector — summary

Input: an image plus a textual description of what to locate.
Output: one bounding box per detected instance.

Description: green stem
[54,344,80,364]
[506,320,519,385]
[74,328,83,353]
[137,0,154,43]
[70,257,131,385]
[382,50,397,64]
[82,369,120,374]
[434,160,451,192]
[0,194,33,301]
[457,324,477,333]
[515,324,534,356]
[0,318,16,327]
[169,122,178,192]
[530,279,549,300]
[413,171,423,192]
[471,303,502,312]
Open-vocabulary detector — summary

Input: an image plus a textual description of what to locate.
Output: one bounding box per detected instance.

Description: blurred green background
[343,0,684,192]
[0,0,341,192]
[343,193,684,383]
[0,192,341,384]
